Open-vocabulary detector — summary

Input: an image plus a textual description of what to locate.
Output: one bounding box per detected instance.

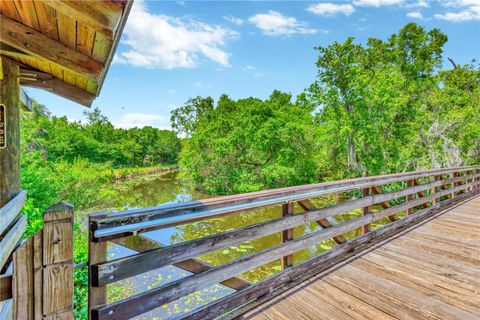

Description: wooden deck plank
[246,196,480,320]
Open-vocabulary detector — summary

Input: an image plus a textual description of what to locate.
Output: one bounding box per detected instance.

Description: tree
[304,23,451,177]
[174,92,320,194]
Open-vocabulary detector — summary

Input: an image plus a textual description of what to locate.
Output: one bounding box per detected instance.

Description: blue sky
[28,0,480,130]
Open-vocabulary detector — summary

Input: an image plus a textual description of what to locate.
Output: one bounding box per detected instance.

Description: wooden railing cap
[44,202,74,222]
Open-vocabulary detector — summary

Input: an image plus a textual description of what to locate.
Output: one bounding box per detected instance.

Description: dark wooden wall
[0,58,20,207]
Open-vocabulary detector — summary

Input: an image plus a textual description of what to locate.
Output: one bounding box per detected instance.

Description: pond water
[80,170,391,319]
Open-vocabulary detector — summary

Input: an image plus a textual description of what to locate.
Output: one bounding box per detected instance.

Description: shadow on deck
[243,196,480,320]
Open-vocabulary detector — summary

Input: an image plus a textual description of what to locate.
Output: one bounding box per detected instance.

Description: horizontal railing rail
[91,166,479,240]
[88,166,480,320]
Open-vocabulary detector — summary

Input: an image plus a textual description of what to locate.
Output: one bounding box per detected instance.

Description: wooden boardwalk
[244,195,480,320]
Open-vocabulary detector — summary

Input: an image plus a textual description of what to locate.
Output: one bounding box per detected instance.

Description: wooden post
[280,202,294,269]
[12,202,74,319]
[433,175,441,204]
[405,180,414,215]
[451,172,458,198]
[361,187,371,234]
[0,58,20,208]
[89,215,108,319]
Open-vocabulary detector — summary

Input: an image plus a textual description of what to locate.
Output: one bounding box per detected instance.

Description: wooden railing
[0,193,75,319]
[87,166,480,320]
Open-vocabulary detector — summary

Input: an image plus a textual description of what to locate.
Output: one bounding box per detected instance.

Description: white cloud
[248,11,317,36]
[113,0,238,69]
[242,65,265,78]
[353,0,404,7]
[223,15,244,26]
[406,11,425,19]
[307,3,355,17]
[113,113,170,129]
[405,0,429,8]
[434,0,480,22]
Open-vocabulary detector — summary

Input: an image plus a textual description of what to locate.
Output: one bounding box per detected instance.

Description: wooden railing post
[12,201,74,319]
[42,202,74,319]
[451,172,458,198]
[405,180,414,215]
[433,175,441,204]
[281,202,294,269]
[361,187,371,234]
[89,215,108,320]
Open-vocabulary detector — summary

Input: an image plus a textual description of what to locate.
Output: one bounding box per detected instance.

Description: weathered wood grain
[91,215,373,319]
[0,13,103,81]
[92,176,478,287]
[43,264,73,315]
[12,239,34,319]
[92,197,373,286]
[0,59,20,208]
[281,202,294,269]
[110,235,251,291]
[43,0,122,37]
[362,187,371,234]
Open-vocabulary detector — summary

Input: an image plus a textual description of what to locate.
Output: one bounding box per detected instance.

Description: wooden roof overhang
[0,0,133,107]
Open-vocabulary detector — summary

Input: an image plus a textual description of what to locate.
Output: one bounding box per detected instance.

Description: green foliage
[23,104,181,167]
[20,102,181,319]
[173,91,320,194]
[303,23,478,179]
[173,23,479,193]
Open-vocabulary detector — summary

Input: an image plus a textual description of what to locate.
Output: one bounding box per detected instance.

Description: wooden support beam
[433,175,441,204]
[297,199,346,244]
[361,187,371,234]
[20,69,95,107]
[43,0,123,37]
[405,180,414,215]
[0,13,103,81]
[413,179,429,209]
[281,202,294,269]
[0,59,20,208]
[451,172,458,198]
[371,186,397,221]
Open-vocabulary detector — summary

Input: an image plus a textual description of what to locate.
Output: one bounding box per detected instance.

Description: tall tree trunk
[347,134,364,176]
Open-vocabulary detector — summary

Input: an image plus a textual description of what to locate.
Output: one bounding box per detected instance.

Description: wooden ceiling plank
[86,80,98,95]
[0,0,21,22]
[56,11,76,50]
[20,68,95,107]
[13,0,41,31]
[75,75,88,90]
[0,13,103,81]
[91,32,112,64]
[76,22,95,56]
[33,0,59,41]
[43,0,123,37]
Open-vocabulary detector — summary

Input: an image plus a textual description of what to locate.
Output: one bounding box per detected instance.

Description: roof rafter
[20,68,95,107]
[0,13,104,81]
